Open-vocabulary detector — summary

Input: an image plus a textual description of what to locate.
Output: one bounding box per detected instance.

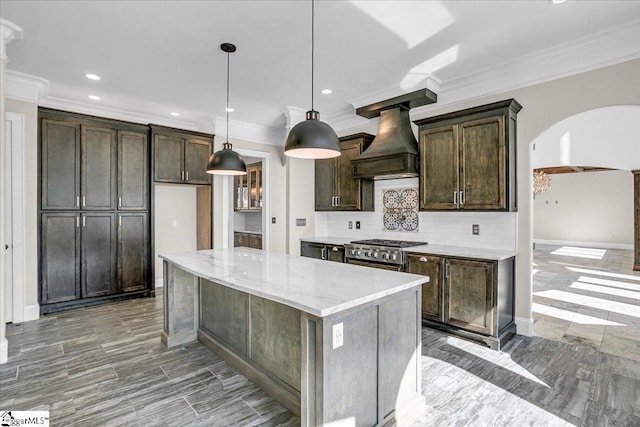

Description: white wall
[317,178,517,250]
[154,185,197,286]
[534,170,633,247]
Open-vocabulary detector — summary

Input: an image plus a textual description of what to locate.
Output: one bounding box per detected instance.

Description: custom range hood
[352,88,437,180]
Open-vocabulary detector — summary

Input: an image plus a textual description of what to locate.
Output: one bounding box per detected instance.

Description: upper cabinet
[315,133,375,211]
[151,125,212,185]
[414,99,521,211]
[234,162,262,211]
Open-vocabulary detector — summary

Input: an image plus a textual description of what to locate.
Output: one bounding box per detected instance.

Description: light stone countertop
[300,237,516,261]
[159,248,428,318]
[406,244,516,261]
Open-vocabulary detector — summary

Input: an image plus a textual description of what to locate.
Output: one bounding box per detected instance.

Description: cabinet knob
[331,246,338,252]
[419,257,428,262]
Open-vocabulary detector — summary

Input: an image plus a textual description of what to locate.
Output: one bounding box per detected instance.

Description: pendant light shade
[284,0,341,159]
[206,42,247,176]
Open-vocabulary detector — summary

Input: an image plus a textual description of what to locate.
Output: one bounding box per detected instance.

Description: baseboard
[0,338,7,364]
[24,304,40,322]
[534,239,633,250]
[515,316,534,337]
[155,278,164,288]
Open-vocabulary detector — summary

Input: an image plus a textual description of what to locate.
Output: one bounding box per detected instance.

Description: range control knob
[382,253,390,260]
[391,253,398,261]
[365,251,371,257]
[372,252,378,258]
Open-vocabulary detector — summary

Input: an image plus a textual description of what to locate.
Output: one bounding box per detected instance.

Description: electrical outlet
[272,217,276,224]
[171,220,178,228]
[333,322,343,349]
[348,221,353,229]
[472,224,479,235]
[355,221,361,229]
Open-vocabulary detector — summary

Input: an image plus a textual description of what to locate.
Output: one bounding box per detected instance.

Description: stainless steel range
[344,239,428,271]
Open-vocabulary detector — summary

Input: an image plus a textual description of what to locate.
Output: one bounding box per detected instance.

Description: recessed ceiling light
[321,89,332,95]
[85,73,101,80]
[170,112,180,117]
[550,0,567,4]
[88,95,101,100]
[225,107,235,112]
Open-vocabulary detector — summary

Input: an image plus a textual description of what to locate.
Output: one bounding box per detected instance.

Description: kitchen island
[160,248,428,426]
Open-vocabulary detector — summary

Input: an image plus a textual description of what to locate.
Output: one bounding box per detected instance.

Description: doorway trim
[5,111,29,324]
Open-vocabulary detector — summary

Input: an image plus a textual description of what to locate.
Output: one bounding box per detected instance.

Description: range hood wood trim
[356,88,438,119]
[352,153,419,180]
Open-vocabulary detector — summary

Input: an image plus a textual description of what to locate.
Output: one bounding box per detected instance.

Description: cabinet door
[249,165,261,209]
[41,119,80,210]
[81,125,117,210]
[336,139,363,210]
[445,258,494,335]
[460,116,505,210]
[154,134,184,183]
[41,213,81,303]
[327,245,344,263]
[119,213,149,293]
[81,213,117,298]
[118,131,149,210]
[249,234,261,249]
[234,232,242,247]
[406,254,443,322]
[315,158,336,211]
[419,125,459,210]
[185,138,211,184]
[300,242,326,260]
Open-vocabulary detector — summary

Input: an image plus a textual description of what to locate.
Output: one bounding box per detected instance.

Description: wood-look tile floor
[1,245,639,426]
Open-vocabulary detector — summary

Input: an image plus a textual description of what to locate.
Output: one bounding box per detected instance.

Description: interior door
[81,125,117,210]
[419,125,459,210]
[81,213,117,298]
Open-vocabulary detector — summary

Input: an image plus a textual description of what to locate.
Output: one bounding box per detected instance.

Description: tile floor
[1,245,638,426]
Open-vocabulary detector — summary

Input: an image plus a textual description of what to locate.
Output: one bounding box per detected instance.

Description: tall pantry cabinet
[39,109,151,313]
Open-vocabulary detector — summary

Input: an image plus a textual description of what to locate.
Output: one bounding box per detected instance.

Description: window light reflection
[571,282,640,301]
[534,290,640,318]
[577,276,640,292]
[550,246,606,260]
[566,267,640,282]
[532,302,623,326]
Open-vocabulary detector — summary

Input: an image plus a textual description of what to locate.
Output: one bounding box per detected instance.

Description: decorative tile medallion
[382,188,419,232]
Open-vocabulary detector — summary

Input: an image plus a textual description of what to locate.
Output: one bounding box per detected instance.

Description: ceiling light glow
[321,89,332,95]
[85,73,101,80]
[170,112,180,117]
[88,95,101,100]
[550,0,567,4]
[225,107,234,112]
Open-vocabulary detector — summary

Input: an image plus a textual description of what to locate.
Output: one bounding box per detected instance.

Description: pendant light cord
[311,0,314,112]
[226,49,230,144]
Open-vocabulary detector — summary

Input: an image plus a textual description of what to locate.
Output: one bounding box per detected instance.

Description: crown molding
[214,116,286,146]
[40,95,203,131]
[283,106,308,129]
[6,70,49,102]
[0,19,23,59]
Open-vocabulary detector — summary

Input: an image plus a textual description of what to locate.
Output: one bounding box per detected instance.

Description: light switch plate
[272,217,276,224]
[333,322,343,349]
[348,221,353,229]
[472,224,479,235]
[171,220,178,228]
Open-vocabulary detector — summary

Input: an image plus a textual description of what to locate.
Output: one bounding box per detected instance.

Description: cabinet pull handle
[336,196,339,207]
[181,170,185,180]
[321,247,327,260]
[453,191,458,206]
[460,190,464,205]
[76,216,80,228]
[76,196,80,207]
[419,256,428,262]
[445,263,450,278]
[82,196,86,207]
[118,215,122,227]
[82,216,86,227]
[331,196,335,207]
[118,197,122,208]
[186,171,189,181]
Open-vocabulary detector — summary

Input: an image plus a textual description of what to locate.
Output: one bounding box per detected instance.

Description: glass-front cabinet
[234,162,261,211]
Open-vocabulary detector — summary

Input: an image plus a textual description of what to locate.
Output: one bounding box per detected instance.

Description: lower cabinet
[406,252,515,350]
[234,232,262,250]
[300,242,345,263]
[40,212,150,311]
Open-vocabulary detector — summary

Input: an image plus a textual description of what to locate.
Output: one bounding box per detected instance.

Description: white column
[0,18,23,364]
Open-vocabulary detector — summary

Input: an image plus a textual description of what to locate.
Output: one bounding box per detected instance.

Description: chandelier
[533,170,551,194]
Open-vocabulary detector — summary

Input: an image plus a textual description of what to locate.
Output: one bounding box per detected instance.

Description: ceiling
[3,1,640,139]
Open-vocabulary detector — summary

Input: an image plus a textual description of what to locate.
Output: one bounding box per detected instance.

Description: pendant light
[206,43,247,175]
[284,0,341,159]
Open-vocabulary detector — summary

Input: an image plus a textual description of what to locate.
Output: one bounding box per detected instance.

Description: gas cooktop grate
[350,239,428,248]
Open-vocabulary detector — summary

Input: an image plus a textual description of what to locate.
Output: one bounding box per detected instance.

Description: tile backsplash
[315,178,517,250]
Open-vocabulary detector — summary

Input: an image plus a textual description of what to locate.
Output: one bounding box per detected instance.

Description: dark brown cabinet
[300,242,345,263]
[39,109,152,313]
[152,126,212,185]
[415,99,521,211]
[406,254,443,322]
[406,251,515,350]
[315,133,375,211]
[234,232,262,250]
[234,162,262,211]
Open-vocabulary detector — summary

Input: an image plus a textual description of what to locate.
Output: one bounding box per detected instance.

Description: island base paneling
[162,261,425,427]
